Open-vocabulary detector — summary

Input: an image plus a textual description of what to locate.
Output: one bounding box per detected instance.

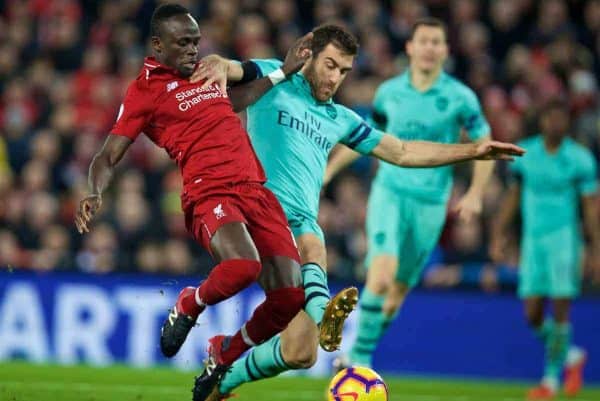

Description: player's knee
[281,326,318,369]
[524,306,544,328]
[283,342,318,369]
[382,294,405,316]
[366,257,397,295]
[367,272,393,295]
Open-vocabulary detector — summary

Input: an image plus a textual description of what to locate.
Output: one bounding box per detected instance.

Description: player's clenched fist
[75,194,102,234]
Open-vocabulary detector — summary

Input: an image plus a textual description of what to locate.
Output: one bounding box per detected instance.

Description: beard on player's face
[305,61,336,102]
[304,52,352,102]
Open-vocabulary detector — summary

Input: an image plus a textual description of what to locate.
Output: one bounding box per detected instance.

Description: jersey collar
[402,68,446,94]
[141,57,181,78]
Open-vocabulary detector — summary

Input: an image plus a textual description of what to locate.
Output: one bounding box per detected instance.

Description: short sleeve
[459,87,490,141]
[340,108,385,155]
[109,81,153,141]
[250,58,284,77]
[368,85,388,130]
[577,150,598,196]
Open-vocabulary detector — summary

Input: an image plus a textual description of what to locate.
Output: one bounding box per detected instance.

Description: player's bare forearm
[582,194,600,250]
[371,135,524,167]
[488,183,520,261]
[492,184,521,236]
[88,134,132,196]
[229,77,274,112]
[469,160,495,195]
[468,136,495,196]
[324,145,361,185]
[76,134,132,234]
[371,135,477,167]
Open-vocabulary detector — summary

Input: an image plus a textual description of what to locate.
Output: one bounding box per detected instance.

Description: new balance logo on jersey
[166,81,179,92]
[213,203,226,220]
[116,104,124,122]
[168,308,178,326]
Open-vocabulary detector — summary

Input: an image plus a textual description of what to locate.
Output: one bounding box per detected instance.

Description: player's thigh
[546,228,582,299]
[396,198,447,288]
[365,184,403,291]
[244,185,301,264]
[185,196,260,262]
[518,236,546,298]
[519,229,581,299]
[258,256,302,290]
[366,255,398,295]
[280,310,319,366]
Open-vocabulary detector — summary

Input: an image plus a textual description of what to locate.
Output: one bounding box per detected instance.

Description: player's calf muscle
[297,234,327,267]
[281,312,319,368]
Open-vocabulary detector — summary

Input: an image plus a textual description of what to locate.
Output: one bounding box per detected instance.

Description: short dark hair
[409,17,448,40]
[151,3,190,37]
[311,24,359,57]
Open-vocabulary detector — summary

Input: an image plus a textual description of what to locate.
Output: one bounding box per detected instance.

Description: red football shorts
[184,183,300,262]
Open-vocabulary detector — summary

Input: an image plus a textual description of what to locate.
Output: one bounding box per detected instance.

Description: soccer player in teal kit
[189,24,524,400]
[491,100,599,399]
[326,18,496,371]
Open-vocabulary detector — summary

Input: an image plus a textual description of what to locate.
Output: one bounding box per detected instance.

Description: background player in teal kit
[190,24,523,401]
[490,100,599,400]
[326,18,496,369]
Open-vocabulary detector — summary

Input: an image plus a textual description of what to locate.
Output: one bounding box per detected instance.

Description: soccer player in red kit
[74,4,310,399]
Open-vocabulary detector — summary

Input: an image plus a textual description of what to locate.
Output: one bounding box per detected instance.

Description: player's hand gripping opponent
[75,194,102,234]
[190,32,313,92]
[280,31,313,76]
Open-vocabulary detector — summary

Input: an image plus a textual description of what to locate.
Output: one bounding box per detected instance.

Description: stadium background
[1,0,600,398]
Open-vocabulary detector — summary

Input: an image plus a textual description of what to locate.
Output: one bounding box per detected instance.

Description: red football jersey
[110,57,266,209]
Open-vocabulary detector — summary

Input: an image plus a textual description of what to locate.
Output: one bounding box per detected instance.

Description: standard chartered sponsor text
[175,85,225,111]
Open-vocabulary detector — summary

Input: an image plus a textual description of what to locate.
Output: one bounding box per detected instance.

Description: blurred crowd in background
[0,0,599,292]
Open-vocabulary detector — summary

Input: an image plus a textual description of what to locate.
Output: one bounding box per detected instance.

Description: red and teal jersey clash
[110,57,266,209]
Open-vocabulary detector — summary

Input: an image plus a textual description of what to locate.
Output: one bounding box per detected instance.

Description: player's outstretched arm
[370,134,525,168]
[489,184,521,263]
[75,134,132,234]
[323,145,361,186]
[193,55,244,94]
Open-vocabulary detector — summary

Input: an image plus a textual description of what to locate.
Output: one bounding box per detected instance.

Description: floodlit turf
[1,361,599,401]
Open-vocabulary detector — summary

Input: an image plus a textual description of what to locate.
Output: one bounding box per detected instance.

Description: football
[327,366,389,401]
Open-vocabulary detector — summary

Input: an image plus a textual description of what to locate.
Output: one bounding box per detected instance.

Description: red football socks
[197,259,262,305]
[220,286,305,365]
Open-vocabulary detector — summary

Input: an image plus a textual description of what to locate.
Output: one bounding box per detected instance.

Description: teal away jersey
[371,70,490,203]
[246,59,384,220]
[510,135,598,237]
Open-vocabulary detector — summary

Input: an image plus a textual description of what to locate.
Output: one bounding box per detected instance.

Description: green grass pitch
[1,361,599,401]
